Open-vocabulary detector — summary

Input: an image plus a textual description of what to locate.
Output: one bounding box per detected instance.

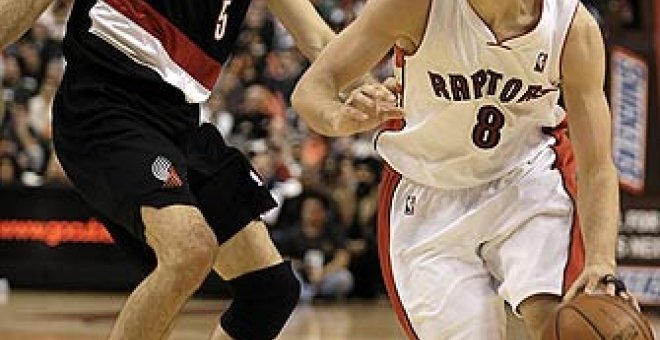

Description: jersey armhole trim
[557,1,581,84]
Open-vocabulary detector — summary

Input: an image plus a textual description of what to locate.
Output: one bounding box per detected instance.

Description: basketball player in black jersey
[1,1,345,339]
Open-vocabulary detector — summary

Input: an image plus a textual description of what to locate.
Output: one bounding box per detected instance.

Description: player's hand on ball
[564,263,614,301]
[564,264,640,311]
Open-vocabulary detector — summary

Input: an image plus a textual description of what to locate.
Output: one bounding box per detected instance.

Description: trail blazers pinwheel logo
[152,156,183,188]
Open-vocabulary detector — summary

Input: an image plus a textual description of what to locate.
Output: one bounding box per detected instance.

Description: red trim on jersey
[378,166,419,340]
[544,120,585,292]
[374,118,406,151]
[394,46,406,68]
[103,0,221,90]
[381,118,406,132]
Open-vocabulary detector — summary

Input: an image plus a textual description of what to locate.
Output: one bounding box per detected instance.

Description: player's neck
[468,0,541,31]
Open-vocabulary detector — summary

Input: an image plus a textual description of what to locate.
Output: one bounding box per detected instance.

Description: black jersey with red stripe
[63,0,252,103]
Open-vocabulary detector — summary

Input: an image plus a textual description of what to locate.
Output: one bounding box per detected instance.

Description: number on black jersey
[214,0,232,41]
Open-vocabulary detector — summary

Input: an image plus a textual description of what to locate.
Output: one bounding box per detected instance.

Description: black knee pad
[220,261,300,340]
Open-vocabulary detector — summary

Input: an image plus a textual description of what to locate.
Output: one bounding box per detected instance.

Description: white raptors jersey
[376,0,579,189]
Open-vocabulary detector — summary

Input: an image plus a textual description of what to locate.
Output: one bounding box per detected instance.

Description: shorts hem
[136,190,197,210]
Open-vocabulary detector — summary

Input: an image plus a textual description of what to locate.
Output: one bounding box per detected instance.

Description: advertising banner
[610,47,649,194]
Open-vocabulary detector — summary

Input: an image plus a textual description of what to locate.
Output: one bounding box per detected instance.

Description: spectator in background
[2,56,28,101]
[28,59,62,139]
[346,157,383,299]
[26,20,62,63]
[0,138,19,184]
[201,90,234,139]
[2,100,50,185]
[15,41,44,97]
[263,49,306,105]
[248,139,302,225]
[231,84,285,145]
[273,193,353,302]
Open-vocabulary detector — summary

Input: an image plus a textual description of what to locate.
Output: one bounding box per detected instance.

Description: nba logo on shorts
[404,195,416,216]
[535,52,548,73]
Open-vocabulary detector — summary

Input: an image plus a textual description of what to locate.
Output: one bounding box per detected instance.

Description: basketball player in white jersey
[293,0,627,338]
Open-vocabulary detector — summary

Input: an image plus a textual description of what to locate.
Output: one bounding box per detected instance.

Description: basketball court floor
[1,291,659,339]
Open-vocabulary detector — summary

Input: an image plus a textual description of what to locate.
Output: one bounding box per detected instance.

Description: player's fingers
[621,292,642,312]
[584,277,599,295]
[605,282,616,296]
[330,106,366,132]
[360,84,397,103]
[384,77,402,94]
[347,91,376,114]
[342,105,369,121]
[378,105,405,120]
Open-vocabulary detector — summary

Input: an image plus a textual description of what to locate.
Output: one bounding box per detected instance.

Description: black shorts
[52,63,276,244]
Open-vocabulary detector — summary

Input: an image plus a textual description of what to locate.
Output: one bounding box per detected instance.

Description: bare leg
[518,294,561,340]
[506,304,531,340]
[108,205,218,340]
[210,221,284,340]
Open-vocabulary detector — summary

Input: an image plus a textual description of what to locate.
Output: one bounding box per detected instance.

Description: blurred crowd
[0,0,69,186]
[0,0,393,300]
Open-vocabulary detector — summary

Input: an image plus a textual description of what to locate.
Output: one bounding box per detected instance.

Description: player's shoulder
[560,3,606,84]
[567,3,601,41]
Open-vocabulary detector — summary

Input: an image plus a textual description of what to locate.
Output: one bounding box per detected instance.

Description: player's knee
[152,211,218,283]
[168,240,216,279]
[220,261,300,340]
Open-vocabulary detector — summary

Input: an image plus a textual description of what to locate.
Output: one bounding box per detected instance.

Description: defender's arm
[561,4,619,297]
[0,0,54,49]
[266,0,335,61]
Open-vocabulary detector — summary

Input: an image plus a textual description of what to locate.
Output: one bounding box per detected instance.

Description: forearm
[292,73,351,136]
[293,26,334,62]
[266,0,335,62]
[576,163,620,268]
[0,0,54,49]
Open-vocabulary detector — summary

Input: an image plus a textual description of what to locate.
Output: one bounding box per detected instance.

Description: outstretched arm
[562,4,620,300]
[266,0,335,61]
[291,0,428,136]
[0,0,54,49]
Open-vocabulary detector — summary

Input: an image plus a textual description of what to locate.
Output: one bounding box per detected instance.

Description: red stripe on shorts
[102,0,221,90]
[378,165,419,340]
[544,120,585,292]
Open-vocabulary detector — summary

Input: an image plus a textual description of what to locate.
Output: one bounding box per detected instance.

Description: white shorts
[377,132,584,340]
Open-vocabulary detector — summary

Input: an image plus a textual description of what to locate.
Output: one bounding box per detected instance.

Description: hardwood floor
[0,291,403,339]
[0,291,658,339]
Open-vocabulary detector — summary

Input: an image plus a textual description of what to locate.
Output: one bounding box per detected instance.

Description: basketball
[543,294,654,340]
